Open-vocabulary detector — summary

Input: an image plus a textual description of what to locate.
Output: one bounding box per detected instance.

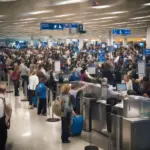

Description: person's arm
[36,85,41,95]
[86,71,95,79]
[130,80,133,90]
[25,66,30,73]
[76,85,87,93]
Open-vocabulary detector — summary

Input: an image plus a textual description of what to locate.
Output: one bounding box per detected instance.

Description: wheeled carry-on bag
[72,115,84,136]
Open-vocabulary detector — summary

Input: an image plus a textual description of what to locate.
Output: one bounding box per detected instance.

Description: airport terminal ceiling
[0,0,149,38]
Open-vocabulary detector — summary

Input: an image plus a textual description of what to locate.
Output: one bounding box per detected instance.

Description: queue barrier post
[21,82,28,102]
[46,88,60,122]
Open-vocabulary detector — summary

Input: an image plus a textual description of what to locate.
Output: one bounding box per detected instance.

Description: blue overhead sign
[112,29,131,35]
[40,23,64,30]
[144,49,150,55]
[64,23,78,28]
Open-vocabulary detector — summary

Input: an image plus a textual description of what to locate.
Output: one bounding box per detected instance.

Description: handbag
[11,72,18,81]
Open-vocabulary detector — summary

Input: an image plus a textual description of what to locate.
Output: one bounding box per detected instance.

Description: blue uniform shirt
[36,82,47,99]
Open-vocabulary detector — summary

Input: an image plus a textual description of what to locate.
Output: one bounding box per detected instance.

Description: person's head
[72,68,77,73]
[21,59,25,64]
[60,84,71,95]
[37,71,45,82]
[123,74,130,82]
[14,65,20,73]
[81,69,86,74]
[0,82,6,94]
[38,64,43,69]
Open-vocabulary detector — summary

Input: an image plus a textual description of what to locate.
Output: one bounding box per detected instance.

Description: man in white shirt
[20,60,30,90]
[0,83,9,150]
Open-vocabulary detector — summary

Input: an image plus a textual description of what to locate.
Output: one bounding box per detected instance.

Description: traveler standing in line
[0,83,9,150]
[19,60,29,91]
[46,70,57,101]
[28,69,39,109]
[11,66,20,96]
[36,73,47,115]
[60,84,75,143]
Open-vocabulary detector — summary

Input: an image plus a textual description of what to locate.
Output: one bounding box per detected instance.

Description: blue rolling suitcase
[32,96,38,107]
[72,115,84,136]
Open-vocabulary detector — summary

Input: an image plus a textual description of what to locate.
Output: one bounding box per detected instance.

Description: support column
[107,30,113,46]
[79,38,84,50]
[146,26,150,48]
[123,37,127,46]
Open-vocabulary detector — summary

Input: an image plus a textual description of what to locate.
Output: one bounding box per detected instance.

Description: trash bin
[82,95,97,132]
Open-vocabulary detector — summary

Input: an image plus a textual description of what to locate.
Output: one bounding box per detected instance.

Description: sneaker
[41,114,47,116]
[62,140,70,144]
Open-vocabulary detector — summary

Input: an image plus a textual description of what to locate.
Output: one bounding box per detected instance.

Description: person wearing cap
[0,83,8,150]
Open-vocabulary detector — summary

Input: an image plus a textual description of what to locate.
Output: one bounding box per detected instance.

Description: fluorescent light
[0,0,17,2]
[84,21,100,25]
[130,26,147,29]
[106,11,128,15]
[92,5,111,9]
[131,19,150,22]
[114,22,129,25]
[82,12,92,14]
[130,15,150,20]
[55,0,87,6]
[13,21,33,24]
[45,19,59,22]
[28,10,53,15]
[20,18,37,21]
[144,3,150,6]
[54,14,75,18]
[127,22,144,26]
[93,16,118,20]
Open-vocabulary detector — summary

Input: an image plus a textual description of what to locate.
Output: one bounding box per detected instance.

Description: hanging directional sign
[112,29,131,35]
[40,23,64,30]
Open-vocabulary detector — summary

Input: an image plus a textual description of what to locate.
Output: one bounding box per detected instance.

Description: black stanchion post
[46,88,60,122]
[21,82,28,102]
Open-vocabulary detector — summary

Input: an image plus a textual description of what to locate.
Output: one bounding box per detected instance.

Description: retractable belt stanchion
[21,82,28,102]
[6,73,13,93]
[46,88,60,122]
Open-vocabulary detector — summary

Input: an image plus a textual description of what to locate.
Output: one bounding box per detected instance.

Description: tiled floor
[5,89,107,150]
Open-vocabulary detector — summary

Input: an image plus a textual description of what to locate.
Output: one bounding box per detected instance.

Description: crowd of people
[0,42,149,148]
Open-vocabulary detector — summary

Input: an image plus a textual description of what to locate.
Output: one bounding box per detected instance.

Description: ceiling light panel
[103,11,128,15]
[20,18,37,21]
[131,15,150,20]
[144,3,150,6]
[24,10,53,15]
[55,0,87,6]
[0,0,17,2]
[54,14,75,18]
[92,5,112,9]
[92,16,118,21]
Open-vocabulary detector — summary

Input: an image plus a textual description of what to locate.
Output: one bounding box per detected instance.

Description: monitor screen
[117,83,127,91]
[139,42,144,47]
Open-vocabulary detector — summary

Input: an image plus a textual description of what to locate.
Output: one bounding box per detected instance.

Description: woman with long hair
[11,65,20,96]
[28,69,39,109]
[60,84,74,143]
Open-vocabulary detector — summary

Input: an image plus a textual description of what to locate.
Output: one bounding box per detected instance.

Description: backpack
[53,98,65,117]
[0,97,12,129]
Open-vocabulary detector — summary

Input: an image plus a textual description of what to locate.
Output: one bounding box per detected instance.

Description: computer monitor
[117,83,127,91]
